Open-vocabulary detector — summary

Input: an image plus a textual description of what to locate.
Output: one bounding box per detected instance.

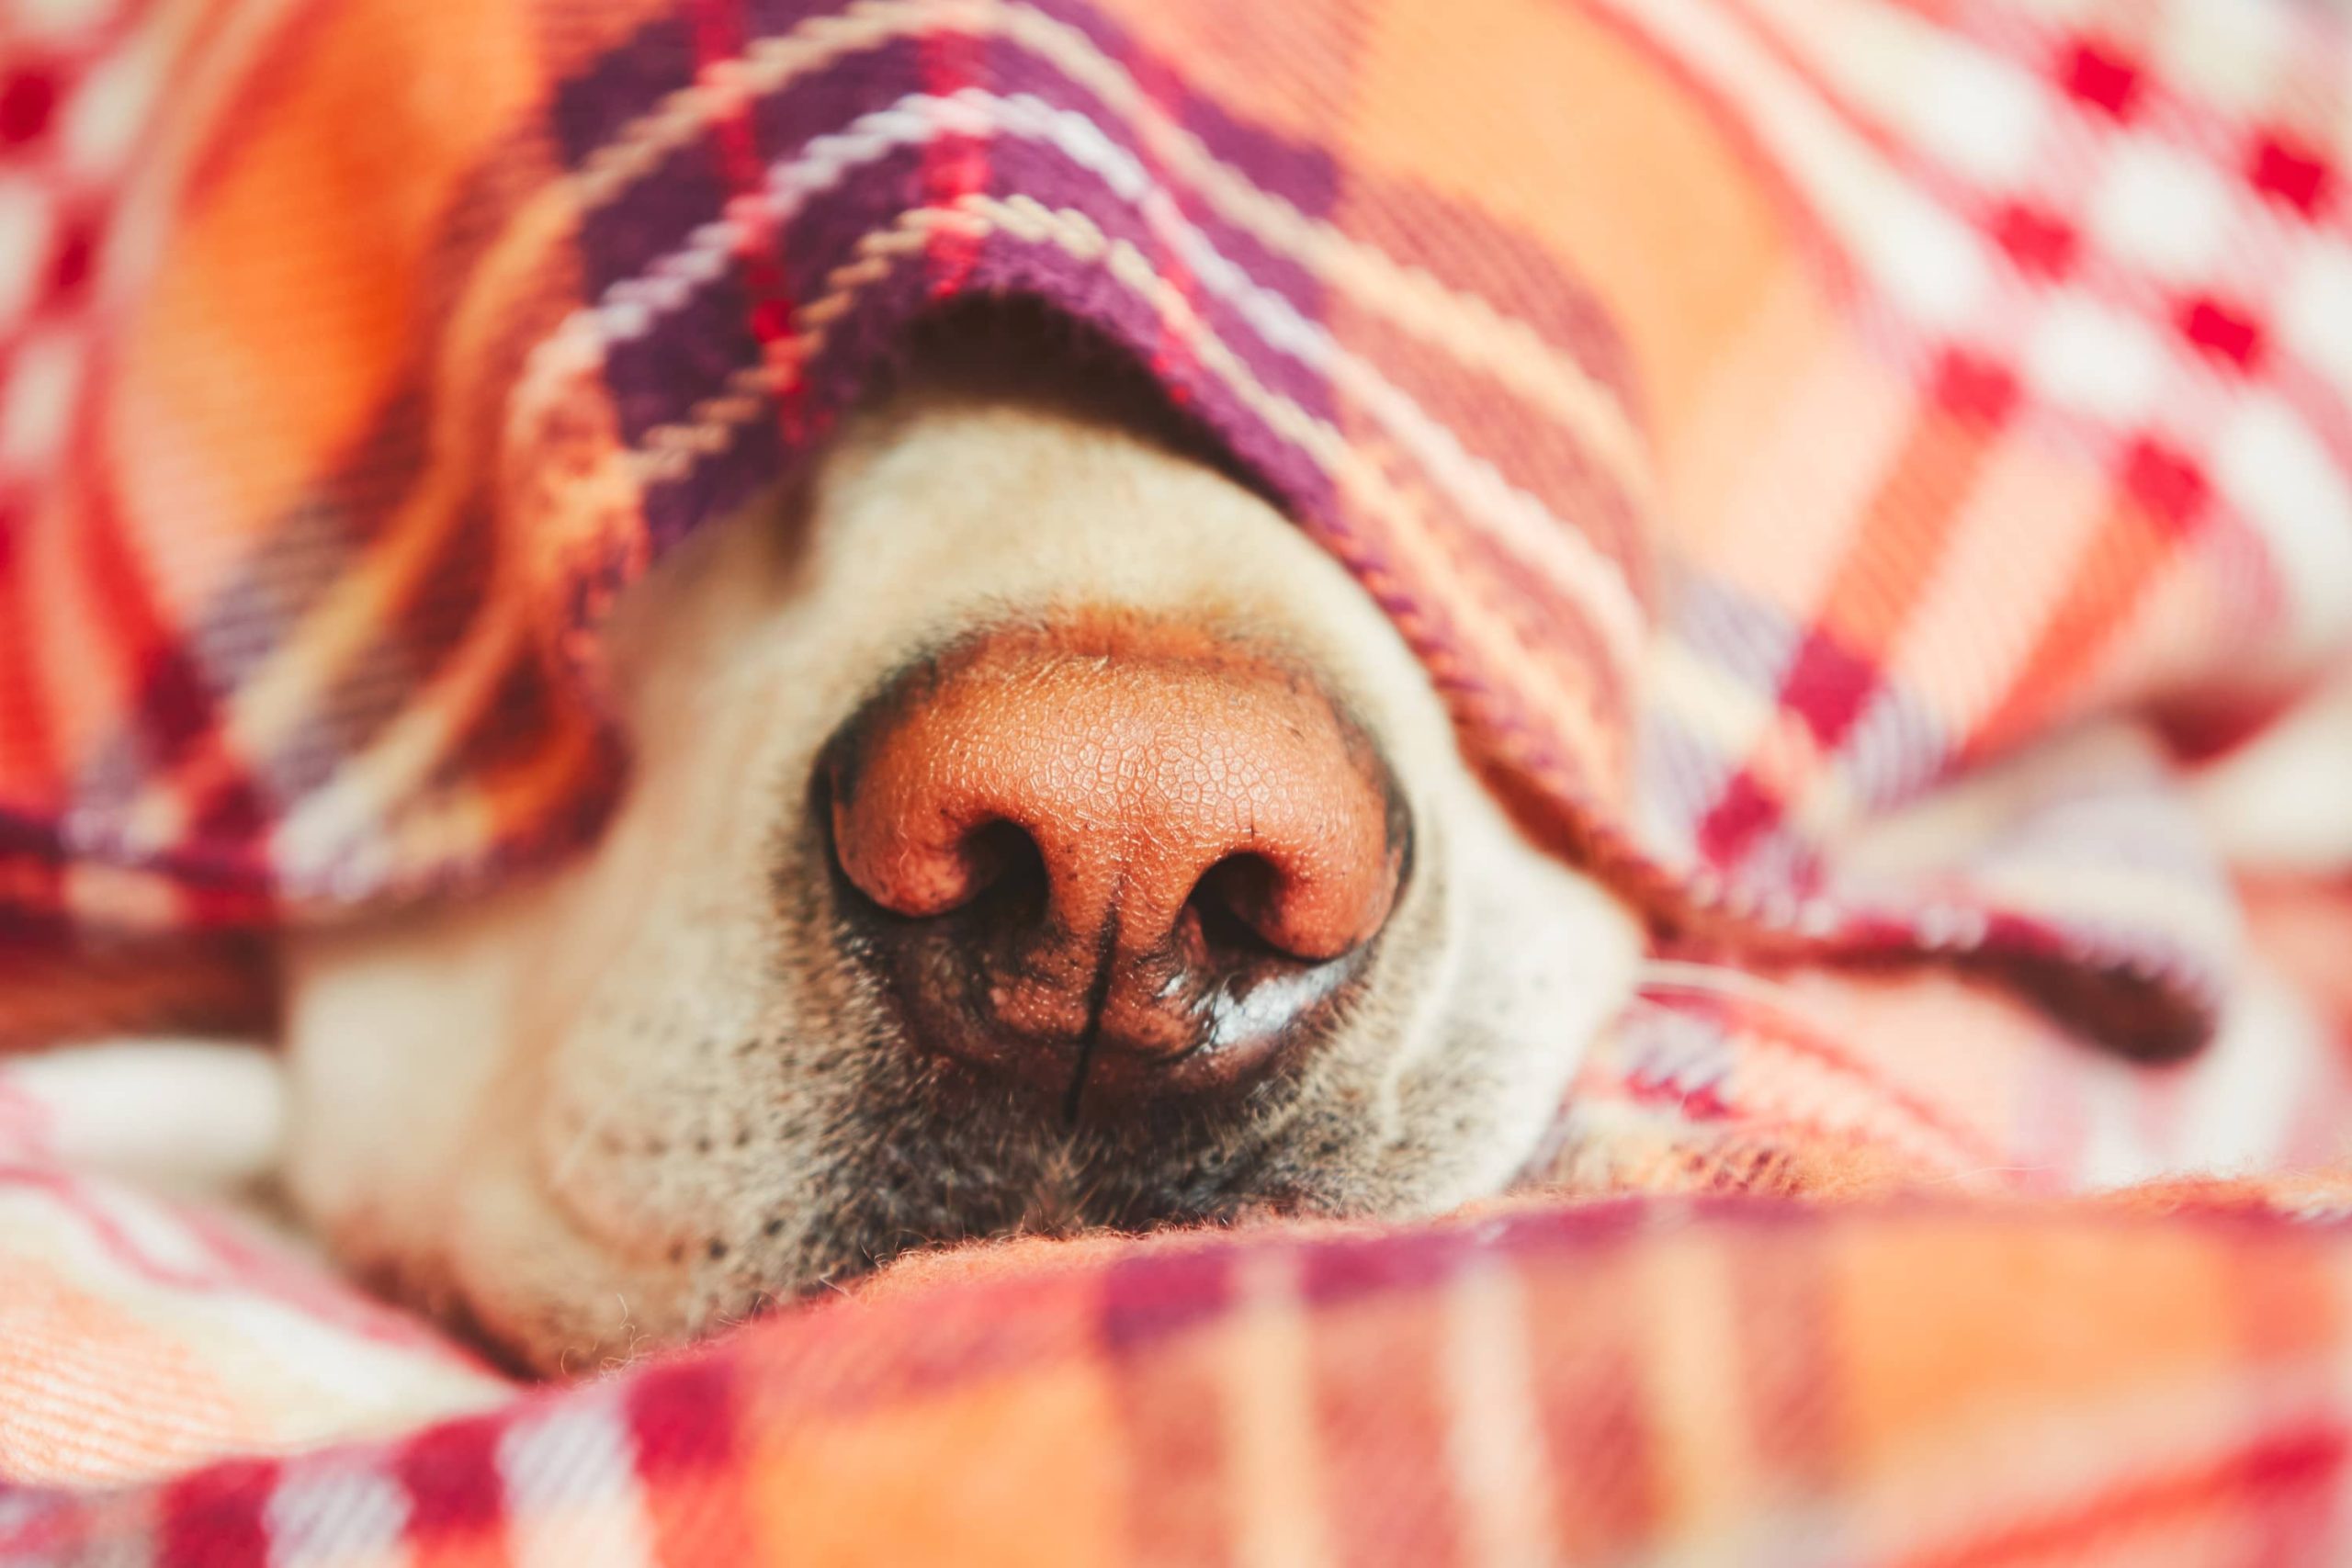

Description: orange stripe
[1815,379,2008,663]
[1967,491,2178,761]
[1727,1214,1843,1500]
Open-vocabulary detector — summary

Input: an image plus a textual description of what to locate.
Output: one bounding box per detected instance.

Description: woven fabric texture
[2,0,2351,1560]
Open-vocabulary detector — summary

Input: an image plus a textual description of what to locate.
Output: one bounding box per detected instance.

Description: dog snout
[821,616,1409,1112]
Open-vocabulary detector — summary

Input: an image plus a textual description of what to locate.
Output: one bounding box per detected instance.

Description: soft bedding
[4,0,2352,1559]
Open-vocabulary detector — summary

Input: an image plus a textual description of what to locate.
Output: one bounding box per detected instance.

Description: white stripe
[2136,961,2318,1180]
[2211,391,2352,669]
[1739,0,2053,190]
[1220,1251,1334,1568]
[266,1461,413,1568]
[1441,1261,1559,1568]
[498,1395,661,1568]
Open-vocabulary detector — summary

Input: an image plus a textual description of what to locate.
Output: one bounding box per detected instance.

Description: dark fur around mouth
[695,804,1393,1314]
[689,1033,1350,1325]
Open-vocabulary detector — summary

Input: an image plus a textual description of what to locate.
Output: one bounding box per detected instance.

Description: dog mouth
[519,913,1356,1352]
[689,1054,1338,1328]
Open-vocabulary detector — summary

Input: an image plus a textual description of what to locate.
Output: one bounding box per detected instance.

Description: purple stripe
[1012,0,1346,218]
[578,137,739,312]
[1098,1246,1237,1351]
[965,225,1346,525]
[560,3,1363,462]
[616,141,939,545]
[549,14,701,171]
[744,33,929,167]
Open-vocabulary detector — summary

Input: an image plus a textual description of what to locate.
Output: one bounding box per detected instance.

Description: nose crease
[1060,899,1125,1130]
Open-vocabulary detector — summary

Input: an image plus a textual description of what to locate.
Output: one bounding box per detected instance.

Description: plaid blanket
[5,0,2352,1559]
[5,0,2347,1052]
[15,1187,2352,1565]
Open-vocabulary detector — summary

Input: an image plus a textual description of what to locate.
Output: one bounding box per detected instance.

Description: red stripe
[75,475,272,852]
[2251,132,2337,220]
[632,1359,763,1565]
[1729,1221,1843,1503]
[1893,1423,2347,1568]
[1967,439,2211,758]
[1908,0,2352,218]
[2227,1245,2346,1561]
[629,1357,740,1472]
[1779,629,1879,750]
[1695,766,1780,869]
[157,1460,277,1568]
[919,28,989,298]
[1768,350,2018,804]
[1530,1253,1663,1556]
[393,1413,511,1539]
[0,491,60,830]
[1101,1256,1238,1564]
[2178,295,2264,370]
[691,0,808,444]
[2058,37,2143,120]
[1308,1285,1463,1565]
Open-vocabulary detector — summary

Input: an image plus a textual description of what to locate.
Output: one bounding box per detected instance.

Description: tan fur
[284,351,1640,1372]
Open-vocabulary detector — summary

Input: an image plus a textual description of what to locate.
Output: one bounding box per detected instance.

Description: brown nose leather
[822,618,1407,1111]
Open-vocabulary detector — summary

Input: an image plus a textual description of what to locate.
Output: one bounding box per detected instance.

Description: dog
[14,0,2346,1400]
[276,314,1644,1371]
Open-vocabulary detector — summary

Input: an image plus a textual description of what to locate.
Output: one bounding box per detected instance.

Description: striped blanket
[5,0,2352,1559]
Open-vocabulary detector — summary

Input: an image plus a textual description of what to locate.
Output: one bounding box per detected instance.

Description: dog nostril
[821,617,1408,1108]
[930,818,1043,916]
[1185,854,1296,962]
[968,820,1046,897]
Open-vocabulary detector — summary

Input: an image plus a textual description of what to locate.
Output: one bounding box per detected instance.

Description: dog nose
[822,619,1408,1111]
